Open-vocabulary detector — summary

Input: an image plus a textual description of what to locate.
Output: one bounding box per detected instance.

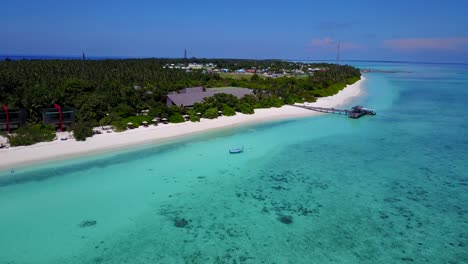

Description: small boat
[229,146,244,154]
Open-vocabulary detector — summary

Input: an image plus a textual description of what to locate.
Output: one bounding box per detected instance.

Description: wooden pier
[292,105,376,119]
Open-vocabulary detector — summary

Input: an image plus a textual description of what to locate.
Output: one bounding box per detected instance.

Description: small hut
[161,118,168,124]
[127,122,134,129]
[92,128,102,135]
[1,107,27,132]
[102,125,113,133]
[142,121,149,127]
[152,118,159,126]
[42,107,75,131]
[218,110,223,117]
[183,114,190,121]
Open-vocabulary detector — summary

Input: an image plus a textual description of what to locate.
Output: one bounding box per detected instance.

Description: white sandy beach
[0,76,365,171]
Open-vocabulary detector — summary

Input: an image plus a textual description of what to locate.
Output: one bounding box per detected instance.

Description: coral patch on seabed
[174,218,189,228]
[79,220,97,228]
[278,215,293,224]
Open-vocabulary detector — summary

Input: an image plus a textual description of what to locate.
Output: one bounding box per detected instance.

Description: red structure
[1,105,9,133]
[53,103,63,132]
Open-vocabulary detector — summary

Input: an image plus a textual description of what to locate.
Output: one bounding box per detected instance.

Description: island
[0,58,363,169]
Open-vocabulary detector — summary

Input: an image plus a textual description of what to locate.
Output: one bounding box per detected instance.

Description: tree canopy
[0,58,360,138]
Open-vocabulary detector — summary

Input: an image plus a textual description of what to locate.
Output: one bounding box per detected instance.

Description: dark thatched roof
[167,87,252,107]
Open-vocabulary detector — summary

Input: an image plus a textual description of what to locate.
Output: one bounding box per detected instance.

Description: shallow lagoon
[0,62,467,263]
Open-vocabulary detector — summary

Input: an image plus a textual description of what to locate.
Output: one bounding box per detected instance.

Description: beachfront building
[42,107,76,130]
[0,108,27,131]
[187,63,203,70]
[166,87,253,108]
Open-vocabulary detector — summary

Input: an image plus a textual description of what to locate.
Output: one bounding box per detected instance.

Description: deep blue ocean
[0,61,467,263]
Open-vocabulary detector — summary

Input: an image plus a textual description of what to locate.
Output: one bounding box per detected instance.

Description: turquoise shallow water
[0,62,467,263]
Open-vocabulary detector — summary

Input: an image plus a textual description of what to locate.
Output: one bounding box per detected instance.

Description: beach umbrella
[197,112,201,116]
[142,121,148,124]
[152,118,158,122]
[127,122,133,125]
[162,118,167,121]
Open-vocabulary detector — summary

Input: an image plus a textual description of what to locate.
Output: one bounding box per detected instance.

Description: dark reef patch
[272,185,288,191]
[79,220,97,228]
[278,215,293,224]
[174,218,189,228]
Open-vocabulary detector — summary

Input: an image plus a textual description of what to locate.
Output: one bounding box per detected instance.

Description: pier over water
[292,104,376,119]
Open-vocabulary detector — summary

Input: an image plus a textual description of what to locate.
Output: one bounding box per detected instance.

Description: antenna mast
[82,52,86,80]
[336,42,341,64]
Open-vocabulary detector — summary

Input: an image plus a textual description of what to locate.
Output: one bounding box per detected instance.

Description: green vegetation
[222,104,236,116]
[219,72,255,80]
[347,76,360,84]
[73,121,94,141]
[114,116,152,131]
[168,113,185,123]
[189,114,200,122]
[0,58,360,143]
[186,110,200,122]
[236,102,255,114]
[202,108,219,119]
[8,124,55,146]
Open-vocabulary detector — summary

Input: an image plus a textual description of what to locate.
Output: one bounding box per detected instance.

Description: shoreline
[0,76,366,172]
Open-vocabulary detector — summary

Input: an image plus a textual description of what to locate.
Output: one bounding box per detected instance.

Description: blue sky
[2,0,468,62]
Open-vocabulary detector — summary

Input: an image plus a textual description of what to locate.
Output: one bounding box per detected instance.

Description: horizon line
[1,54,467,65]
